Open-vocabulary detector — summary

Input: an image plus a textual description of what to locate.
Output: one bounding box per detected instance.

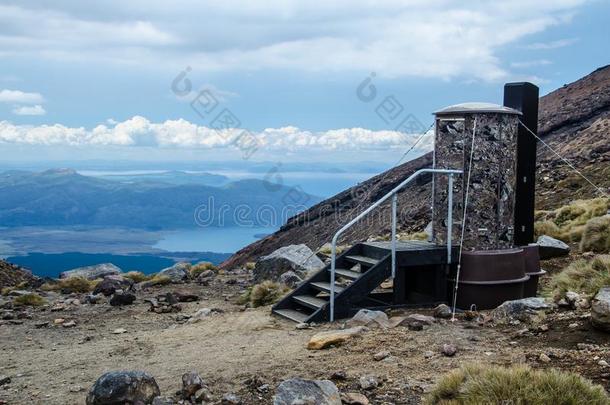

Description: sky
[0,0,608,166]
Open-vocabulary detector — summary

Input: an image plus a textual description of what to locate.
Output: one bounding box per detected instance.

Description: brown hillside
[221,66,610,269]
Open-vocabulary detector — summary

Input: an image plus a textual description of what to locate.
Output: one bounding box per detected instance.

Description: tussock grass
[145,274,171,286]
[580,215,610,253]
[318,244,348,256]
[41,277,99,293]
[245,262,256,271]
[238,281,289,308]
[399,231,429,241]
[425,364,609,405]
[13,293,47,307]
[534,198,610,248]
[123,271,153,283]
[547,255,610,300]
[190,261,218,277]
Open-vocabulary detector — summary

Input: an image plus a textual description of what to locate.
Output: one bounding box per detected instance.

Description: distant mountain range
[0,169,321,229]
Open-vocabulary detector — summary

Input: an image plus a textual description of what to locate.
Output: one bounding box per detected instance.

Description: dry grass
[190,261,218,277]
[238,281,290,308]
[399,231,429,241]
[547,255,610,300]
[580,215,610,253]
[41,277,99,293]
[145,274,171,287]
[123,271,153,283]
[13,293,47,307]
[245,262,256,271]
[426,364,609,405]
[534,198,610,246]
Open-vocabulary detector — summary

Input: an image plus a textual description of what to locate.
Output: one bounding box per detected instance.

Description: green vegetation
[547,255,610,300]
[13,293,47,307]
[123,271,153,283]
[238,281,289,308]
[426,364,609,405]
[190,261,217,277]
[245,262,256,271]
[41,277,99,293]
[145,274,171,287]
[534,197,610,249]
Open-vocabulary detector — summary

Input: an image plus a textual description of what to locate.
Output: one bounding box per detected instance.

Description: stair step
[311,282,345,294]
[333,268,361,280]
[345,255,379,267]
[293,295,328,309]
[273,309,310,323]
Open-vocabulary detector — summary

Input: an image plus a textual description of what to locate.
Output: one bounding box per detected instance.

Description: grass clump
[123,271,153,283]
[13,293,47,307]
[426,364,609,405]
[190,261,218,277]
[547,255,610,300]
[238,281,289,308]
[399,231,429,241]
[245,262,256,271]
[580,215,610,253]
[41,277,98,293]
[145,274,171,286]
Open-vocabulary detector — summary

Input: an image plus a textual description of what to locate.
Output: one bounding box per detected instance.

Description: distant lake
[153,227,278,252]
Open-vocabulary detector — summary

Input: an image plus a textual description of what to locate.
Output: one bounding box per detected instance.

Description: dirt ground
[1,271,609,405]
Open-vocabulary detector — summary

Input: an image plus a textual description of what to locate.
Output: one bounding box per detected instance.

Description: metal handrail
[329,168,462,321]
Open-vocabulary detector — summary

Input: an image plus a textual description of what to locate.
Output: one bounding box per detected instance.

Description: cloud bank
[0,116,434,153]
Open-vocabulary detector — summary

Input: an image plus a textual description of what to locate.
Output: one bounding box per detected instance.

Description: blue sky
[0,0,608,165]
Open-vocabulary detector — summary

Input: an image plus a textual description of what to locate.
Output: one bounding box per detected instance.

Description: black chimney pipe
[503,82,539,246]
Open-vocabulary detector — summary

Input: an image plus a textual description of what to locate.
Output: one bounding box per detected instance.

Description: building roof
[434,102,522,115]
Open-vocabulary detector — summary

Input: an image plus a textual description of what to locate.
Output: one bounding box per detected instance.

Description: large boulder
[60,263,122,280]
[491,297,552,322]
[110,291,136,306]
[158,262,191,283]
[307,327,366,350]
[592,287,610,332]
[253,244,324,283]
[86,371,160,405]
[274,378,341,405]
[93,275,133,297]
[346,309,390,329]
[535,236,570,260]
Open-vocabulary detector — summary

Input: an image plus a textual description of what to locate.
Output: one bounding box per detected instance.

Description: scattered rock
[358,375,379,390]
[152,397,175,405]
[307,326,366,350]
[86,371,160,405]
[341,392,370,405]
[173,291,199,302]
[112,328,127,334]
[441,343,457,357]
[598,360,609,367]
[274,378,341,405]
[373,350,390,361]
[0,375,10,386]
[83,294,103,305]
[535,236,570,259]
[186,308,212,323]
[295,323,310,330]
[491,297,551,322]
[404,314,435,325]
[53,318,65,325]
[34,320,49,328]
[278,271,303,288]
[62,320,77,328]
[94,275,133,297]
[592,288,610,332]
[329,371,347,381]
[69,385,84,393]
[221,393,242,404]
[181,371,205,399]
[408,321,424,331]
[424,350,434,359]
[346,309,390,329]
[60,263,122,280]
[109,291,136,306]
[158,262,191,283]
[433,304,452,319]
[195,270,215,284]
[254,244,324,283]
[539,353,551,363]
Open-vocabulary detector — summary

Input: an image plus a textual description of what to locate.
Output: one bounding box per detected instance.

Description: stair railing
[329,168,462,321]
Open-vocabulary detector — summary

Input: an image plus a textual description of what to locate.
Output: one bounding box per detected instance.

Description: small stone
[274,378,341,405]
[307,327,365,350]
[152,397,175,405]
[424,350,434,359]
[295,323,310,330]
[112,328,127,334]
[69,385,84,392]
[568,322,579,329]
[53,318,65,325]
[86,370,160,405]
[359,375,379,390]
[408,321,424,331]
[221,392,242,404]
[173,291,199,302]
[433,304,452,319]
[373,350,390,361]
[330,371,347,381]
[34,321,50,328]
[538,324,549,332]
[539,353,551,363]
[186,308,212,324]
[182,371,205,398]
[62,320,76,328]
[194,387,212,402]
[0,375,10,386]
[341,392,370,405]
[257,384,270,393]
[598,360,609,367]
[441,344,457,357]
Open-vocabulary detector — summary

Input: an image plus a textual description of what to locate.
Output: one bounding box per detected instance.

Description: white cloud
[0,89,45,104]
[0,1,590,81]
[524,38,579,50]
[510,59,552,68]
[11,104,46,116]
[0,116,434,153]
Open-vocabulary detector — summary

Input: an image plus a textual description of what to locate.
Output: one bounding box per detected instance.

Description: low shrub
[547,255,610,300]
[41,277,98,293]
[190,261,218,277]
[245,262,256,271]
[426,364,609,405]
[123,271,152,283]
[580,215,610,253]
[13,293,47,307]
[238,281,289,308]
